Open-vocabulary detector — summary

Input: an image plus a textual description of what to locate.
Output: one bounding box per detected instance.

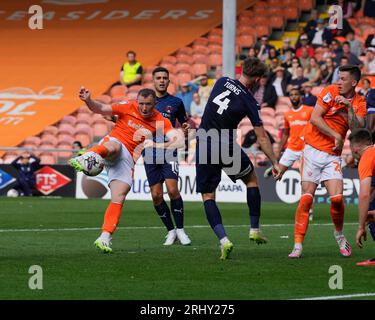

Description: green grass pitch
[0,198,374,300]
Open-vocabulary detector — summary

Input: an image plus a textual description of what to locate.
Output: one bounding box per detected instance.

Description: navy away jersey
[200,77,263,131]
[156,93,187,127]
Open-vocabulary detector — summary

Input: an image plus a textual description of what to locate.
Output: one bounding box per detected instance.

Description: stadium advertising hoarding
[76,165,361,204]
[0,164,76,197]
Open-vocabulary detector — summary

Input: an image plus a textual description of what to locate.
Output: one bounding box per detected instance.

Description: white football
[7,189,19,197]
[82,152,105,176]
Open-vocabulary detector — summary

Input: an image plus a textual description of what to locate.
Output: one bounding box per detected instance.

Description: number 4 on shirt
[213,90,231,115]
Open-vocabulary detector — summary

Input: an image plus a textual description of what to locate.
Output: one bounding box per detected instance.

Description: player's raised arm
[334,95,366,130]
[79,86,113,116]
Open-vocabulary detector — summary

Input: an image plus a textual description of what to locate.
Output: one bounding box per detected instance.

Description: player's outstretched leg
[247,187,268,244]
[94,202,123,253]
[69,144,109,173]
[289,193,313,258]
[330,194,352,257]
[203,198,233,260]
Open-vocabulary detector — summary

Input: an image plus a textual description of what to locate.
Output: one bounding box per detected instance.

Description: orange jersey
[284,105,313,151]
[358,146,375,181]
[109,101,173,158]
[304,84,367,156]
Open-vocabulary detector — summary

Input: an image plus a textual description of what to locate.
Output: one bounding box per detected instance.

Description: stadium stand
[3,0,374,168]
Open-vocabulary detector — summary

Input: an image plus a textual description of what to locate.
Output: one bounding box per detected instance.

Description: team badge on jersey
[165,106,173,113]
[323,92,332,103]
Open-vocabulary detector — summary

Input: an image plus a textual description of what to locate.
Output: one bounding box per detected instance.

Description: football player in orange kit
[288,65,367,258]
[348,129,375,266]
[70,87,184,253]
[276,88,313,177]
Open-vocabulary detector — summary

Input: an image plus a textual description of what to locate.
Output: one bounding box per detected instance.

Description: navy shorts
[369,176,375,211]
[195,139,254,194]
[144,162,179,187]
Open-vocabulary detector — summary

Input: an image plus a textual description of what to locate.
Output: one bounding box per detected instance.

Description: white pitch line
[294,292,375,300]
[0,222,357,233]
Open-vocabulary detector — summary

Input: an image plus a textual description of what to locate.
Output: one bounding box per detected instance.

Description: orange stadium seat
[269,16,285,29]
[239,10,253,18]
[126,91,138,101]
[169,73,177,84]
[111,96,128,103]
[260,107,276,118]
[160,62,176,73]
[238,16,252,25]
[177,72,192,85]
[74,130,92,148]
[177,47,193,56]
[253,7,268,16]
[128,85,143,93]
[192,45,210,55]
[144,66,157,74]
[3,153,19,164]
[93,122,109,139]
[253,16,269,26]
[76,113,93,125]
[208,54,222,67]
[237,35,255,48]
[57,142,73,159]
[192,53,208,64]
[283,0,298,6]
[299,0,313,11]
[40,134,58,146]
[143,82,154,89]
[60,115,77,126]
[77,106,92,114]
[284,7,299,20]
[192,64,208,77]
[175,63,191,73]
[176,54,193,65]
[142,72,153,83]
[58,123,75,136]
[110,85,127,98]
[237,26,257,36]
[39,152,56,165]
[193,37,209,46]
[95,95,112,104]
[208,44,222,54]
[161,55,177,65]
[254,0,267,9]
[43,125,59,136]
[268,7,284,16]
[167,83,176,95]
[21,143,38,150]
[24,136,41,146]
[208,35,222,45]
[255,25,270,38]
[57,134,75,145]
[209,28,223,36]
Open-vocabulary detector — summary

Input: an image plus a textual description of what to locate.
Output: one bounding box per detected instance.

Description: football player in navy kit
[143,67,191,245]
[196,58,282,259]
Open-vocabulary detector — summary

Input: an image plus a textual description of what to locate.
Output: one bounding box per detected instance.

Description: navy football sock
[171,197,184,229]
[204,199,226,240]
[154,200,175,231]
[247,187,261,229]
